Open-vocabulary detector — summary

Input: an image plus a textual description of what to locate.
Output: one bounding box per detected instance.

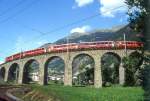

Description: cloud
[74,0,94,7]
[70,25,91,33]
[99,0,127,17]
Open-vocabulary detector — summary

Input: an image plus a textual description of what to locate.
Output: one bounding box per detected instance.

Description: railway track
[0,85,22,101]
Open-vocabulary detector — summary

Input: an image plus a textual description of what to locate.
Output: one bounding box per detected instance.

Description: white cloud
[70,25,91,33]
[74,0,94,7]
[99,0,127,17]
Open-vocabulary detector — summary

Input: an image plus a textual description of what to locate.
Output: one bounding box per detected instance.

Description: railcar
[50,44,66,52]
[23,48,46,57]
[47,43,78,52]
[5,56,13,62]
[68,43,79,50]
[116,41,124,48]
[5,48,46,62]
[79,42,95,49]
[12,53,22,60]
[5,53,22,62]
[5,41,144,62]
[80,41,114,49]
[116,41,143,49]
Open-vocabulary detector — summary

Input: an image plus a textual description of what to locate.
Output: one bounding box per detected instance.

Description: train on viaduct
[0,41,143,88]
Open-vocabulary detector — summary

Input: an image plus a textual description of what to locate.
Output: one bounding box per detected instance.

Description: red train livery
[5,41,143,62]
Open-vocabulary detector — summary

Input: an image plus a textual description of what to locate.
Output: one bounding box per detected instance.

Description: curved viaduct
[0,48,139,88]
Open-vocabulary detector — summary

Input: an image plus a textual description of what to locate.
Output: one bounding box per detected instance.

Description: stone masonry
[0,49,136,88]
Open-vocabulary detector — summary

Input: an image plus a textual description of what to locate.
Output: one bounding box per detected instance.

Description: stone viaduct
[0,49,137,88]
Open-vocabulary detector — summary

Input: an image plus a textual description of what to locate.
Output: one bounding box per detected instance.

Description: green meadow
[26,85,144,101]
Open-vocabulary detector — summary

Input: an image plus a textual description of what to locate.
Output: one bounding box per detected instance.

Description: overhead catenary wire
[0,0,41,60]
[0,0,25,17]
[0,5,126,57]
[0,0,40,23]
[1,5,126,56]
[1,12,101,56]
[17,6,126,44]
[12,20,48,35]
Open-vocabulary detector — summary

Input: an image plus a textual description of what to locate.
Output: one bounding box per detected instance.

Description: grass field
[28,84,144,101]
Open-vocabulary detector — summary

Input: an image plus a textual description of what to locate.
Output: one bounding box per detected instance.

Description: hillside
[41,24,139,48]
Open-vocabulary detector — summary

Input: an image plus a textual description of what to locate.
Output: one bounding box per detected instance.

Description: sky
[0,0,128,63]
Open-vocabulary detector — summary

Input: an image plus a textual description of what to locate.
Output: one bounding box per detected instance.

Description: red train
[5,41,143,62]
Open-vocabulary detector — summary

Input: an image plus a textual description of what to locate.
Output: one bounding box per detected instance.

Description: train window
[71,44,76,46]
[60,45,64,47]
[54,46,58,48]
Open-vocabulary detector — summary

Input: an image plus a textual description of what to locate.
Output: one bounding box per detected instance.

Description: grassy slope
[30,85,144,101]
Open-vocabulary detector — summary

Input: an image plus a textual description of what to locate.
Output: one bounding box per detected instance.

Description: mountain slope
[40,24,139,48]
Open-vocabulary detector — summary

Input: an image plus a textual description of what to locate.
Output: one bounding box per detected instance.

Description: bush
[142,61,150,101]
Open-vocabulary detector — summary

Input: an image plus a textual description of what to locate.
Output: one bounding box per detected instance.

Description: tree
[122,52,143,86]
[101,54,120,86]
[126,1,150,99]
[142,55,150,101]
[125,0,150,50]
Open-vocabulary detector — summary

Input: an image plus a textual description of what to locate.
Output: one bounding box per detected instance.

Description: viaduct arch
[101,52,121,85]
[0,67,5,80]
[0,49,138,88]
[8,63,19,83]
[72,53,95,85]
[23,59,40,84]
[44,56,65,84]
